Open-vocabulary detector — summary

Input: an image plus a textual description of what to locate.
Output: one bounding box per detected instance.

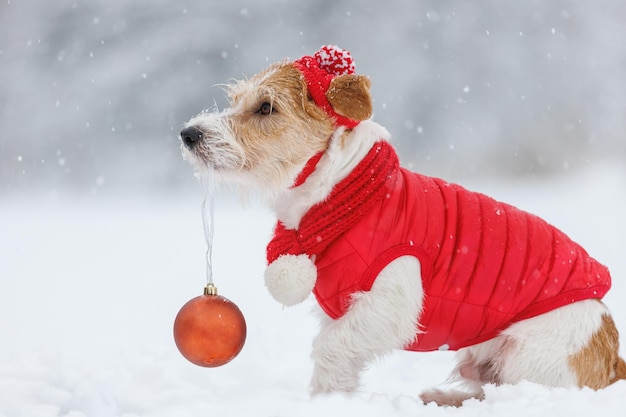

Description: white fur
[310,256,423,393]
[421,299,609,405]
[181,111,246,175]
[489,299,607,386]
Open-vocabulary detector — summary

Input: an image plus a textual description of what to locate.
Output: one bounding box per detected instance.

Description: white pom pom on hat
[264,254,317,306]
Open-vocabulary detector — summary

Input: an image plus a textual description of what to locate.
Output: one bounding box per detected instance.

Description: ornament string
[201,165,216,289]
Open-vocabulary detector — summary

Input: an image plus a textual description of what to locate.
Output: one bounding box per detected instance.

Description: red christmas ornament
[173,284,247,367]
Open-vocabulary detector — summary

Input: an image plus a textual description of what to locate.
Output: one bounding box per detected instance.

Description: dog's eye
[257,102,273,115]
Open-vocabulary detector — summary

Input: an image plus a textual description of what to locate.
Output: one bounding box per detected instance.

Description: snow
[1,162,625,417]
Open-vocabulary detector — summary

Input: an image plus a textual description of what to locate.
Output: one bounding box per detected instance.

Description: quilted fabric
[269,141,612,352]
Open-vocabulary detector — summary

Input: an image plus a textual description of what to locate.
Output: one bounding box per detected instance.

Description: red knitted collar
[267,141,399,263]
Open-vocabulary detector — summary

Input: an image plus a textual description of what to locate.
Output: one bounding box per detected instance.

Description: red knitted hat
[293,45,360,129]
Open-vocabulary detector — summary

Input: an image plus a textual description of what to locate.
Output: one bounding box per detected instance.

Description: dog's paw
[310,355,361,395]
[419,388,484,407]
[310,371,359,396]
[264,254,317,306]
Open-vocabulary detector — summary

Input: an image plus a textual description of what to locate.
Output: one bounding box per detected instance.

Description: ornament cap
[204,283,218,296]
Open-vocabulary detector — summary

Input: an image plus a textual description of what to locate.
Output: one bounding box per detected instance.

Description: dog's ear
[326,74,373,122]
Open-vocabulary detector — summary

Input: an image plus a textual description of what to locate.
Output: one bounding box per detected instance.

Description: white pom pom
[264,254,317,306]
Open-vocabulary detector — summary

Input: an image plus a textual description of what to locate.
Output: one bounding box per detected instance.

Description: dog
[180,45,625,406]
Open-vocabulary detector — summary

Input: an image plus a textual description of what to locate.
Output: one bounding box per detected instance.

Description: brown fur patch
[614,357,626,383]
[569,314,625,389]
[326,74,373,122]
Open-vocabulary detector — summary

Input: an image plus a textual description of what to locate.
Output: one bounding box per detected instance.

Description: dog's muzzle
[180,126,203,150]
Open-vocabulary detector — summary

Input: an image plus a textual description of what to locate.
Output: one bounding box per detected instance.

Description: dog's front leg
[310,256,424,394]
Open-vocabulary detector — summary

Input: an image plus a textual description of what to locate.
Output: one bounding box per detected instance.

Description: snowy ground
[1,162,625,417]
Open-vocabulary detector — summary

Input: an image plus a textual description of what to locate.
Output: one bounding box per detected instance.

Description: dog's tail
[612,356,626,384]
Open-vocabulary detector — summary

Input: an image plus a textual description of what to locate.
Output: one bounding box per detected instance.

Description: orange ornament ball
[173,285,247,367]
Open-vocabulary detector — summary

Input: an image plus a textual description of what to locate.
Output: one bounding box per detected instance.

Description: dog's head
[180,45,372,191]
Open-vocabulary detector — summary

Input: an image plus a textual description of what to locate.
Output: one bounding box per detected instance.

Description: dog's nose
[180,126,203,149]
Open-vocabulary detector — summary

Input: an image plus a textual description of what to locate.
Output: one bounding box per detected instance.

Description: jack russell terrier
[180,45,625,406]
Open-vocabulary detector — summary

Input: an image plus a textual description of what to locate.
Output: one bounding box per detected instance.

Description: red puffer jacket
[268,142,612,352]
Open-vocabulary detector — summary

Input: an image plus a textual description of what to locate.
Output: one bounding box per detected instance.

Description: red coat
[310,155,611,352]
